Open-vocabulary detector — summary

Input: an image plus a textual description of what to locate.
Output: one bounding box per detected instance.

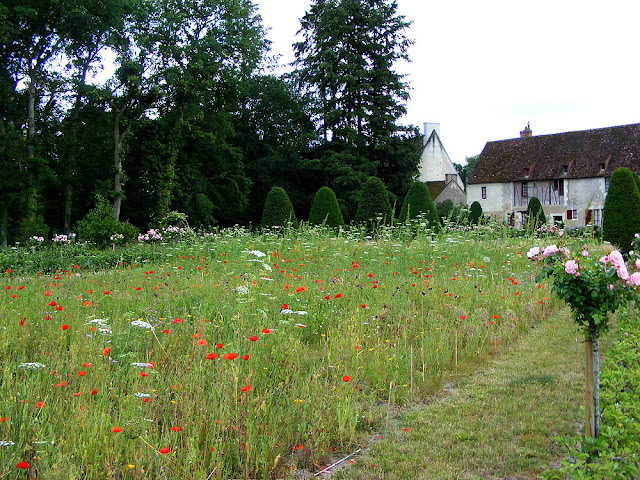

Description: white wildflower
[131,362,154,368]
[18,362,46,369]
[130,320,154,330]
[134,392,150,398]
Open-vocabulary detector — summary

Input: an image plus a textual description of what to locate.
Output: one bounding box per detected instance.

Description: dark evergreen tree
[397,181,439,227]
[525,196,547,232]
[603,167,640,254]
[260,187,298,229]
[469,201,483,225]
[355,177,392,226]
[308,187,345,228]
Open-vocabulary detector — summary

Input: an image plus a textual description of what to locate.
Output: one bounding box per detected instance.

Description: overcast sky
[254,0,640,165]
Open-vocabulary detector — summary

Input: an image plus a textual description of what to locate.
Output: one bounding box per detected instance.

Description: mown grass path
[332,309,602,479]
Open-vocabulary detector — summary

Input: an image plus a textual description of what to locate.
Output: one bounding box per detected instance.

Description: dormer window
[600,162,606,171]
[562,165,569,175]
[524,167,530,178]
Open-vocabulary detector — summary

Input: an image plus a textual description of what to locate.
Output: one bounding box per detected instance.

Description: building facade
[467,123,640,228]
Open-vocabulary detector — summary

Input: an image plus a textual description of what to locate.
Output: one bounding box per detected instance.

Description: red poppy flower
[206,353,217,360]
[342,375,351,382]
[261,329,271,334]
[139,372,148,377]
[159,447,171,454]
[216,343,223,349]
[61,324,69,330]
[403,428,410,431]
[295,286,306,293]
[103,290,110,295]
[223,352,238,360]
[361,304,366,308]
[48,301,56,306]
[19,318,24,326]
[36,402,44,408]
[241,385,252,392]
[135,287,142,290]
[282,303,288,309]
[142,398,150,403]
[83,301,91,307]
[0,416,7,422]
[162,329,170,334]
[197,339,207,346]
[102,347,111,356]
[16,462,29,469]
[242,355,249,361]
[248,336,258,342]
[493,315,500,319]
[73,391,82,397]
[334,293,342,298]
[323,295,330,299]
[78,370,86,377]
[44,290,51,296]
[91,389,98,395]
[83,362,91,367]
[170,426,180,432]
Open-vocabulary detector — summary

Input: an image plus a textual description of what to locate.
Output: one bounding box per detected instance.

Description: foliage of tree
[454,154,479,189]
[355,177,392,226]
[397,181,438,227]
[469,201,483,224]
[76,196,137,247]
[293,0,419,217]
[603,168,640,254]
[308,187,345,228]
[525,196,547,232]
[260,187,298,229]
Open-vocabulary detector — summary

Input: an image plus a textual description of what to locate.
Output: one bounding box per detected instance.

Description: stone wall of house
[467,182,513,220]
[435,182,467,205]
[418,132,460,185]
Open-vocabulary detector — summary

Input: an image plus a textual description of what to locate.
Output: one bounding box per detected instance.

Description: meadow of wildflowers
[0,226,559,478]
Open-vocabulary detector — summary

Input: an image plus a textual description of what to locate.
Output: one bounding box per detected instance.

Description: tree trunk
[113,112,123,222]
[584,329,600,438]
[64,183,72,233]
[27,69,36,166]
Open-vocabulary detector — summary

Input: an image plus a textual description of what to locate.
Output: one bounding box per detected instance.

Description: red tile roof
[468,123,640,184]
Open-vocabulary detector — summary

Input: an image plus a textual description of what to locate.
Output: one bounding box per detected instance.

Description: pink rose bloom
[527,247,540,258]
[636,259,640,270]
[599,255,609,265]
[609,251,624,269]
[558,230,564,237]
[542,245,559,257]
[581,250,589,257]
[617,264,629,280]
[565,260,578,275]
[629,272,640,286]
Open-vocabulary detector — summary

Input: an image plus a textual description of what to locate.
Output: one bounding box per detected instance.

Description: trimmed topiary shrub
[469,201,483,224]
[308,187,345,228]
[603,167,640,254]
[355,177,392,226]
[397,181,439,228]
[525,196,547,232]
[260,186,298,229]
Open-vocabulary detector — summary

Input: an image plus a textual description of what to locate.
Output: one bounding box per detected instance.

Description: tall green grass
[0,226,562,478]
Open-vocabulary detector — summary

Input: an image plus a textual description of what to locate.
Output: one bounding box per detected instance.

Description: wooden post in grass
[584,329,600,438]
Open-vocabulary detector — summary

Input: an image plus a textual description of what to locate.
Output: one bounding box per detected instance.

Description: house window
[585,209,592,225]
[520,212,526,225]
[566,209,578,220]
[594,209,603,227]
[524,167,530,177]
[563,165,569,175]
[605,177,610,192]
[521,182,528,198]
[481,186,487,199]
[600,162,605,171]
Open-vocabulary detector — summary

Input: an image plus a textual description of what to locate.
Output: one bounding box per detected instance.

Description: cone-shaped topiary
[308,187,345,228]
[603,167,640,254]
[397,181,439,227]
[468,201,483,224]
[525,196,547,232]
[355,177,392,226]
[260,186,298,229]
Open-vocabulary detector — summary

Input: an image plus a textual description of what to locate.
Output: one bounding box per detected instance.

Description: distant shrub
[77,196,138,247]
[308,187,345,228]
[603,167,640,254]
[525,196,547,232]
[355,177,392,226]
[469,201,483,224]
[260,187,298,229]
[398,181,439,228]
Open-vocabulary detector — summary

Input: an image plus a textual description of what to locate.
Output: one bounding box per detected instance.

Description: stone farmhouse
[417,123,466,206]
[467,123,640,229]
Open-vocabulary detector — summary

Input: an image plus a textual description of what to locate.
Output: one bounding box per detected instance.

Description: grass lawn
[332,308,609,479]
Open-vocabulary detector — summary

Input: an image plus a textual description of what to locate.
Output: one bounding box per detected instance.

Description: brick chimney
[520,122,532,138]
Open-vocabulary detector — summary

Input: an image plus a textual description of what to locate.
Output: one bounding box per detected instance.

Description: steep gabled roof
[468,123,640,184]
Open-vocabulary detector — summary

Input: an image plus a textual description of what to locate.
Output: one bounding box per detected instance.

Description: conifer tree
[260,187,298,229]
[398,181,439,227]
[308,187,345,228]
[603,167,640,254]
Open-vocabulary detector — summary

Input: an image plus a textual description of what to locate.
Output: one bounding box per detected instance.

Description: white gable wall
[418,124,461,187]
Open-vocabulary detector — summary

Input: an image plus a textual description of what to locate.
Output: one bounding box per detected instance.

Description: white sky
[255,0,640,165]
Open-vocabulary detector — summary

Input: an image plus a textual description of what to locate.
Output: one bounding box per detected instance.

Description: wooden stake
[584,331,600,438]
[584,337,594,438]
[385,382,392,431]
